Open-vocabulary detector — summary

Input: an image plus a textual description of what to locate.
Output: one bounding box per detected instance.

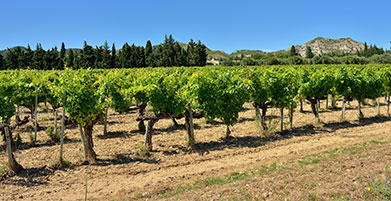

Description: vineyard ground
[1,98,391,200]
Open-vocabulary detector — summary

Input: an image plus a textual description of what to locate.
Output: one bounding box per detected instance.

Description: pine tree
[174,42,184,66]
[102,41,111,68]
[94,45,104,68]
[306,46,314,58]
[44,47,59,70]
[187,39,197,66]
[32,43,46,70]
[80,41,96,68]
[196,40,207,66]
[67,49,74,68]
[24,45,33,68]
[159,34,177,66]
[58,42,66,69]
[289,45,297,56]
[5,48,17,69]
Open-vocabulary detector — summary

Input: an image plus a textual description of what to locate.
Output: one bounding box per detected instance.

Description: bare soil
[1,98,391,200]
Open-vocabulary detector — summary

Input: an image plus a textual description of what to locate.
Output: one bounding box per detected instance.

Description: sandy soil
[0,98,390,200]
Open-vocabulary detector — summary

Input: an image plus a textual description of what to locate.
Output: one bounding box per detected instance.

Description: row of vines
[1,64,391,172]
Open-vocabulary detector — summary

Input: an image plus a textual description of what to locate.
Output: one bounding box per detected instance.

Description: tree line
[0,35,208,70]
[221,42,391,66]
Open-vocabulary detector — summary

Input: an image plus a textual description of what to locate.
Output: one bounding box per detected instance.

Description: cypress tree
[145,40,153,66]
[58,42,66,69]
[111,43,116,68]
[306,46,314,58]
[145,40,152,57]
[0,54,3,70]
[289,45,297,56]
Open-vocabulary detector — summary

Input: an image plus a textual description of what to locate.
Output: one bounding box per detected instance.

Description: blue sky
[0,0,390,53]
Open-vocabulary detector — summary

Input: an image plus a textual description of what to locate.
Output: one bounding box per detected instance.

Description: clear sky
[1,0,390,53]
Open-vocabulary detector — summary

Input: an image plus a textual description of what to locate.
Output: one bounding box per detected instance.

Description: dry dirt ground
[1,98,391,200]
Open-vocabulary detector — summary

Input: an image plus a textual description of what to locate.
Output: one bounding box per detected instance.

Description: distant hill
[0,46,28,57]
[230,50,265,58]
[292,37,365,57]
[207,50,230,60]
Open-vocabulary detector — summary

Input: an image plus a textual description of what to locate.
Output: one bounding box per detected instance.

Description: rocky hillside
[294,37,364,57]
[231,50,265,58]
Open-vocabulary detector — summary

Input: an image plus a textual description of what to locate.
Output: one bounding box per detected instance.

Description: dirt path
[1,100,391,200]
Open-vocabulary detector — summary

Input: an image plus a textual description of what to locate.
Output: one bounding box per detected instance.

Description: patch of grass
[226,171,249,181]
[301,182,317,190]
[46,126,63,143]
[202,176,228,186]
[136,145,150,157]
[369,140,387,145]
[298,153,322,165]
[342,142,367,154]
[50,158,71,169]
[330,193,352,201]
[0,165,7,174]
[298,140,386,166]
[258,163,278,175]
[364,164,391,200]
[298,158,320,165]
[323,148,340,158]
[29,133,35,144]
[308,192,322,201]
[158,163,281,199]
[157,138,390,199]
[158,184,193,198]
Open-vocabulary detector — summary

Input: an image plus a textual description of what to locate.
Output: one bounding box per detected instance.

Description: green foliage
[0,54,4,70]
[265,68,298,109]
[298,67,334,100]
[45,126,62,143]
[54,69,106,127]
[79,41,96,68]
[290,45,297,56]
[187,70,249,126]
[306,46,314,58]
[0,73,16,122]
[143,71,187,116]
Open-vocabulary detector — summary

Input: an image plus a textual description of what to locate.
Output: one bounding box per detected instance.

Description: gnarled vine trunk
[308,98,320,122]
[138,104,147,131]
[144,119,158,151]
[184,105,195,149]
[225,125,231,138]
[3,127,23,173]
[254,104,268,130]
[83,124,96,163]
[358,101,364,119]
